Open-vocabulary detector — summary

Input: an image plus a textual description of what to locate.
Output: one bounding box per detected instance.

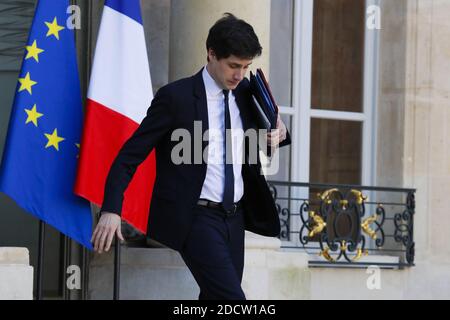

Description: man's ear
[208,48,217,61]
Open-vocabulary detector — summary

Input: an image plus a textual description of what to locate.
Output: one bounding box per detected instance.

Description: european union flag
[0,0,93,249]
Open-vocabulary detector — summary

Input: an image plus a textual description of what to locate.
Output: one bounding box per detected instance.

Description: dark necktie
[222,90,234,211]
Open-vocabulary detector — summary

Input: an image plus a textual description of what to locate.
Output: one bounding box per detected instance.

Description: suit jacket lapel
[193,68,209,153]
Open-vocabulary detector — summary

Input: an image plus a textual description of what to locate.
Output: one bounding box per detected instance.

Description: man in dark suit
[91,13,291,300]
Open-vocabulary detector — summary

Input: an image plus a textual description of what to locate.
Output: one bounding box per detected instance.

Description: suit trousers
[179,203,246,300]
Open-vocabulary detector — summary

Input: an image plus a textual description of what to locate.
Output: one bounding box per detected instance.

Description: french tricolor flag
[75,0,155,234]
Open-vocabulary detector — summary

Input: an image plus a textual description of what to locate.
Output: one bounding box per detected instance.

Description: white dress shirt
[199,66,244,203]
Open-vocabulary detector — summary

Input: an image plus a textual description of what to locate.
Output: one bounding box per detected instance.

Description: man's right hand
[91,212,124,254]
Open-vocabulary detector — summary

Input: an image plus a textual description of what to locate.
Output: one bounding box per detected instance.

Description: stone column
[169,0,271,81]
[403,0,450,262]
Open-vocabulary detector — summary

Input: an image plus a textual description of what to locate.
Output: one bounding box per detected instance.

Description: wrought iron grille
[268,181,415,268]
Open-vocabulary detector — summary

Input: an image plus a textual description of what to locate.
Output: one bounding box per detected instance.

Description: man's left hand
[266,114,287,148]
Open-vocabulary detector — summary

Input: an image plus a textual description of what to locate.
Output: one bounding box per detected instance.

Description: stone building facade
[0,0,449,299]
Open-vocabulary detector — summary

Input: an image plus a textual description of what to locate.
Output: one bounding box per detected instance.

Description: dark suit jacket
[101,68,291,251]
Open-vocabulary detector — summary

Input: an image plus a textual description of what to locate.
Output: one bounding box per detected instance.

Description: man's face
[207,49,253,90]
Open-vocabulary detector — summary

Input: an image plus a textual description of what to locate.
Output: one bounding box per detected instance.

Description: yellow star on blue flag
[25,40,44,62]
[25,104,44,127]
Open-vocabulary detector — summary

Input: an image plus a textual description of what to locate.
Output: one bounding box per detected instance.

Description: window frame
[286,0,380,187]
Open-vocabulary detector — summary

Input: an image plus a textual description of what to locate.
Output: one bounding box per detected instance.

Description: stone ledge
[89,244,312,300]
[89,246,197,299]
[0,247,30,265]
[243,248,310,299]
[244,231,282,250]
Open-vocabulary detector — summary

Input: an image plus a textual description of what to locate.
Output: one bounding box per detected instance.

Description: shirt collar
[202,66,224,97]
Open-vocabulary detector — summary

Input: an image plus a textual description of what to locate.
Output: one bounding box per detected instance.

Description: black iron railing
[268,181,415,268]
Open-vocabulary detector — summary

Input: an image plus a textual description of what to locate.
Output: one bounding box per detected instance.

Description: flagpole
[113,236,121,300]
[36,220,45,300]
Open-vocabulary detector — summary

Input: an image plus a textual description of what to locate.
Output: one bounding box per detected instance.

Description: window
[292,0,378,187]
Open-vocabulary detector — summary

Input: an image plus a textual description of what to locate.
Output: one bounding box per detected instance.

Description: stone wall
[402,0,450,265]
